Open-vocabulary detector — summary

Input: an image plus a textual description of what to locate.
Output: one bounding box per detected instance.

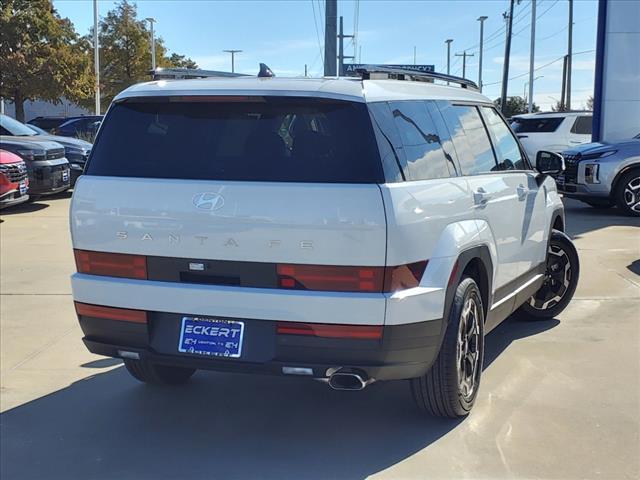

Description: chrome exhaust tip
[327,369,374,391]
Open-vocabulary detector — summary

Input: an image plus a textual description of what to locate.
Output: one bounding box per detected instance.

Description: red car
[0,149,29,209]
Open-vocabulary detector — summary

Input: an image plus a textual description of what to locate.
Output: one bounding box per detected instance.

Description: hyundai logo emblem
[192,193,225,211]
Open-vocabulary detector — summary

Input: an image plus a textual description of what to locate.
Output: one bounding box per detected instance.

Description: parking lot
[1,194,639,480]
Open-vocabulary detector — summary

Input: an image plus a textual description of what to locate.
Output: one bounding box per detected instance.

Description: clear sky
[54,0,598,110]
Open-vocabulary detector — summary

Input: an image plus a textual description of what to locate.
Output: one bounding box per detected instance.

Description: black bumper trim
[79,314,444,381]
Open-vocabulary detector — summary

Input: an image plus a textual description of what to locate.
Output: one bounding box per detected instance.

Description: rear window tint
[570,116,592,135]
[389,101,452,181]
[511,117,564,133]
[86,97,383,183]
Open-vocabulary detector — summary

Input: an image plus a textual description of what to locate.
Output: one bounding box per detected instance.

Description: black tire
[124,358,196,385]
[614,169,640,217]
[411,277,485,418]
[516,229,579,320]
[582,200,614,209]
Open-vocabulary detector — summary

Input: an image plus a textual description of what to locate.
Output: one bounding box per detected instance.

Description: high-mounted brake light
[276,261,427,293]
[74,250,147,279]
[276,322,382,339]
[74,302,147,323]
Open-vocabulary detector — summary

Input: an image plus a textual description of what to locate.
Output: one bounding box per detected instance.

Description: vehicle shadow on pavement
[1,317,558,480]
[0,201,49,215]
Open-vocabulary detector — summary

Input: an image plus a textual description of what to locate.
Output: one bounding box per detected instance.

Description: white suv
[511,111,593,159]
[70,69,579,418]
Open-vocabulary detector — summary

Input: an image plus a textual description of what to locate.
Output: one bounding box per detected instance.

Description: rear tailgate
[70,95,389,325]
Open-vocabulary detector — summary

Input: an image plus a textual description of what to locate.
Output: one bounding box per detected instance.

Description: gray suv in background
[558,134,640,216]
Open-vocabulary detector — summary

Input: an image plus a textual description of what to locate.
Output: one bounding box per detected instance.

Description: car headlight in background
[584,164,600,184]
[16,149,46,161]
[65,147,88,163]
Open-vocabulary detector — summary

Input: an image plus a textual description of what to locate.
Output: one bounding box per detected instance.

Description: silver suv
[557,134,640,216]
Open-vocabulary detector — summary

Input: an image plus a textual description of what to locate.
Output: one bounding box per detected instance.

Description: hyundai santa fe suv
[70,69,579,418]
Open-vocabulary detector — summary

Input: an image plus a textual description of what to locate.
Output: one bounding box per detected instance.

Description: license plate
[178,317,244,358]
[62,170,69,182]
[19,182,27,195]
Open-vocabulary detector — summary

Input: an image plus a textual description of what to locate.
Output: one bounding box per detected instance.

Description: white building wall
[600,0,640,141]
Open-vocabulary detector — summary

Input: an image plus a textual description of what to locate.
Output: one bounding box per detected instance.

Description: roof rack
[354,65,479,90]
[150,67,250,80]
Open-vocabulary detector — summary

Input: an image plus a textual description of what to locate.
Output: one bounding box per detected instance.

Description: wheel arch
[611,162,640,194]
[445,245,494,322]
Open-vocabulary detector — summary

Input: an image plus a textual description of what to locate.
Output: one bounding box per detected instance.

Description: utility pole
[223,49,242,73]
[93,0,100,115]
[337,16,354,76]
[359,45,362,63]
[528,0,536,112]
[477,16,488,92]
[413,46,417,65]
[445,39,453,75]
[324,0,337,76]
[455,51,474,79]
[560,55,568,110]
[499,0,515,114]
[566,0,573,110]
[304,64,308,77]
[145,18,156,71]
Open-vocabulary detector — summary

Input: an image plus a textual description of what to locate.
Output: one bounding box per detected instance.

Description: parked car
[70,71,579,418]
[0,134,70,197]
[558,134,640,216]
[1,114,91,187]
[27,116,72,133]
[511,111,593,159]
[54,116,103,139]
[0,150,29,209]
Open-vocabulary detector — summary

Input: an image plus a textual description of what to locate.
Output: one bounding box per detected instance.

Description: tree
[81,1,196,110]
[586,95,594,110]
[493,96,540,118]
[0,0,94,121]
[168,53,198,69]
[551,100,567,112]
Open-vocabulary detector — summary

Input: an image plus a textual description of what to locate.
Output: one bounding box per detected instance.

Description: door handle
[473,187,491,206]
[516,184,529,200]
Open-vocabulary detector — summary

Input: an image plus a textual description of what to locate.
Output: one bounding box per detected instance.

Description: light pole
[528,0,537,113]
[93,0,100,115]
[477,16,488,92]
[524,75,543,104]
[145,18,156,71]
[445,39,453,75]
[223,49,242,73]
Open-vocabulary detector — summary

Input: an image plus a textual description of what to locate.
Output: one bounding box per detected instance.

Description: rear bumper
[79,314,443,381]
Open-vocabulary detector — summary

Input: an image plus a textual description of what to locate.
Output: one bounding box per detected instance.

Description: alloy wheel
[623,176,640,213]
[456,295,481,399]
[529,244,571,310]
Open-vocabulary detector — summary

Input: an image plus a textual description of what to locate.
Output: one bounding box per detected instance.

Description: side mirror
[536,151,565,175]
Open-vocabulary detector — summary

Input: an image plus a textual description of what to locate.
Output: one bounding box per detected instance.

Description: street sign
[344,64,435,76]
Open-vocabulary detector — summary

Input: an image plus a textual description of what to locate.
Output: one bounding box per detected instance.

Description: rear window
[511,117,564,133]
[86,97,383,183]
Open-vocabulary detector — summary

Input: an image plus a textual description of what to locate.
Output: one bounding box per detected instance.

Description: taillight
[277,264,385,292]
[74,302,147,323]
[74,250,147,279]
[276,261,427,293]
[276,321,382,339]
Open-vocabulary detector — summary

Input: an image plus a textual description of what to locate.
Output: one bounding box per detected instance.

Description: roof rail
[354,65,479,90]
[150,67,249,80]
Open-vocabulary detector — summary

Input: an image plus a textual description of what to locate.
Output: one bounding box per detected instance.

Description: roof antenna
[258,63,275,78]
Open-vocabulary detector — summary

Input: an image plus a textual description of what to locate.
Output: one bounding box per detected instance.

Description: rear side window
[439,103,497,175]
[570,116,592,135]
[481,107,528,170]
[511,117,564,133]
[389,101,452,181]
[87,97,384,183]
